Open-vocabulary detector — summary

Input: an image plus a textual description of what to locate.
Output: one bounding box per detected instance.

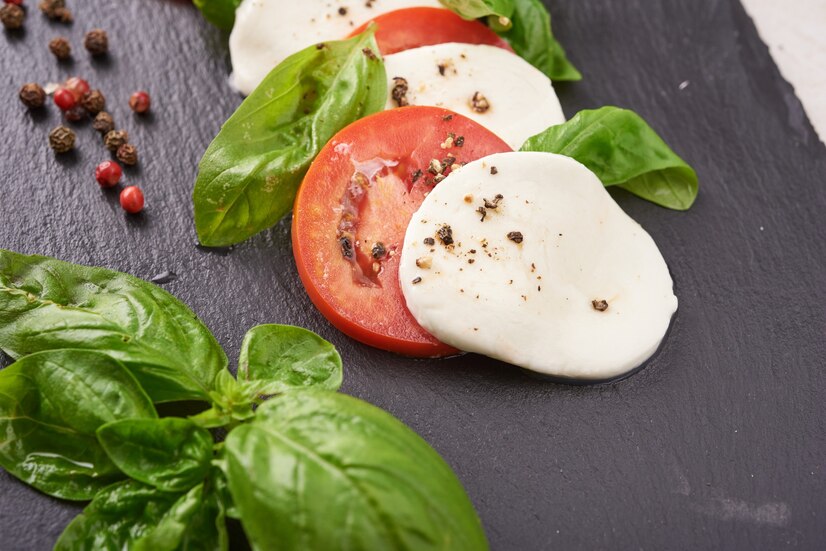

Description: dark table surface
[1,0,825,549]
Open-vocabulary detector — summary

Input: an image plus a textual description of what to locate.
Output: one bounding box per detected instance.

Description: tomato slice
[349,7,514,56]
[293,107,511,357]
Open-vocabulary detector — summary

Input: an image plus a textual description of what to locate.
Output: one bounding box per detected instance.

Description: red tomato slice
[293,107,511,357]
[349,7,514,56]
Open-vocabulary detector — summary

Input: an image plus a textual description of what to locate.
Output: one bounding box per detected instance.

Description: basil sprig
[521,106,699,210]
[0,250,487,550]
[193,0,241,30]
[440,0,581,81]
[193,30,387,247]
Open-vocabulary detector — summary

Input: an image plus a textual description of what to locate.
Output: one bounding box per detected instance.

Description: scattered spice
[442,114,453,121]
[103,129,128,152]
[490,166,498,175]
[437,63,447,76]
[507,231,524,244]
[433,174,446,184]
[1,4,24,30]
[470,91,490,113]
[84,29,109,56]
[411,169,423,183]
[92,111,115,134]
[416,256,432,269]
[53,88,77,111]
[19,83,46,109]
[437,225,454,246]
[463,194,473,204]
[476,207,487,222]
[411,277,422,285]
[468,258,475,264]
[423,237,435,246]
[440,133,454,149]
[390,77,409,107]
[592,299,609,312]
[64,106,86,122]
[40,0,72,22]
[454,135,465,147]
[484,194,503,209]
[339,236,354,259]
[116,143,138,166]
[95,160,122,188]
[361,47,377,60]
[337,6,348,15]
[48,125,75,153]
[65,77,90,99]
[428,158,443,175]
[120,186,144,214]
[371,242,386,259]
[129,90,151,114]
[81,89,106,115]
[49,37,72,60]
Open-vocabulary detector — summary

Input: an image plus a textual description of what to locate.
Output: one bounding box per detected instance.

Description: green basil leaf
[0,350,156,500]
[97,418,213,493]
[500,0,581,81]
[520,106,699,209]
[193,30,388,247]
[0,249,229,402]
[132,481,228,551]
[193,0,241,30]
[439,0,514,23]
[224,390,489,551]
[55,480,179,550]
[238,324,342,394]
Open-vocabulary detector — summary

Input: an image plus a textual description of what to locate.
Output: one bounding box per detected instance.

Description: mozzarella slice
[230,0,443,95]
[383,43,566,149]
[398,152,678,380]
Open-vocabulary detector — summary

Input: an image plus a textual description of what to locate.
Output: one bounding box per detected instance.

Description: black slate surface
[1,0,825,549]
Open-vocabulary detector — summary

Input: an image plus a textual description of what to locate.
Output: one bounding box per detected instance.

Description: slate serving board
[1,0,824,549]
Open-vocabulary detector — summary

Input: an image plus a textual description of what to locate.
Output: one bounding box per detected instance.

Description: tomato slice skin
[349,7,514,55]
[293,106,511,357]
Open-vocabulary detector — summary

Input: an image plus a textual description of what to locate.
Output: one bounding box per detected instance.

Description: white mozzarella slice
[230,0,443,95]
[399,152,678,380]
[383,43,566,149]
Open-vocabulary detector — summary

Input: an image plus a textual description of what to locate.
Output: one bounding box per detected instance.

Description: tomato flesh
[349,7,514,56]
[293,106,511,356]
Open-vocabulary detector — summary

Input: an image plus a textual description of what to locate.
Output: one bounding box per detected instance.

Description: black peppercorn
[92,112,115,135]
[64,106,87,122]
[49,37,72,60]
[116,143,138,166]
[507,231,524,244]
[81,89,106,115]
[49,126,76,153]
[53,7,72,23]
[104,129,128,152]
[84,29,109,56]
[1,4,25,30]
[19,83,47,109]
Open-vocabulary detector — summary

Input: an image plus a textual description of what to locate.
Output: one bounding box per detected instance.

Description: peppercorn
[53,6,72,22]
[81,89,105,115]
[1,4,24,29]
[84,29,109,56]
[116,143,138,166]
[95,160,122,188]
[64,77,90,100]
[48,37,72,60]
[38,0,64,19]
[49,125,75,153]
[103,129,128,152]
[128,91,151,114]
[120,186,144,214]
[19,83,46,109]
[64,106,86,122]
[4,0,25,6]
[92,111,115,134]
[53,87,77,111]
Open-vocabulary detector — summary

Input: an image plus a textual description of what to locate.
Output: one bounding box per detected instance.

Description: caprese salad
[192,0,699,380]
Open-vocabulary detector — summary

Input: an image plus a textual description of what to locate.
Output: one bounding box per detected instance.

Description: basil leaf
[520,106,699,210]
[55,480,179,550]
[0,350,156,500]
[500,0,581,81]
[193,30,388,247]
[193,0,241,30]
[133,481,228,551]
[97,418,213,493]
[224,390,489,551]
[238,324,342,394]
[438,0,514,24]
[0,249,229,402]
